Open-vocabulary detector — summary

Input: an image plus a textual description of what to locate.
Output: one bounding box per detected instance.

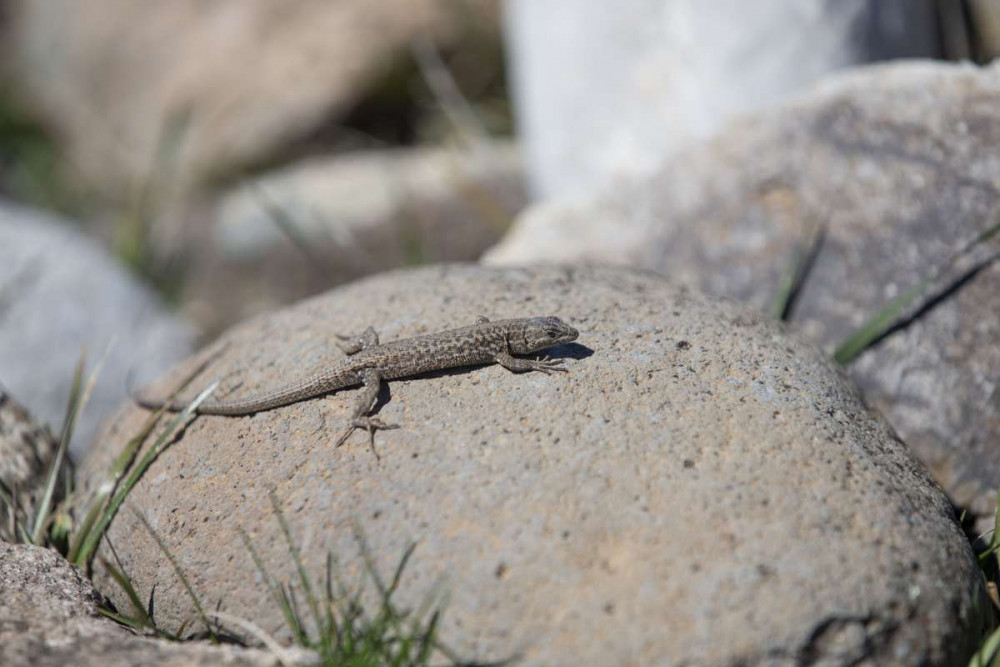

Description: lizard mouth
[549,324,578,346]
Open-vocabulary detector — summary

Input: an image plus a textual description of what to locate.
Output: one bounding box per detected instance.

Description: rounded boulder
[81,265,987,665]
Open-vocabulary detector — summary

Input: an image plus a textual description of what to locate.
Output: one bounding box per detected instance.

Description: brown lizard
[135,316,579,453]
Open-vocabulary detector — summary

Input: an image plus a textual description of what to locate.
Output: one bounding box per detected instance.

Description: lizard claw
[530,356,567,374]
[333,423,356,448]
[357,416,399,431]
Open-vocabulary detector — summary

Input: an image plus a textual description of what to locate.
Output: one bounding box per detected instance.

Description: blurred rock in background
[505,0,943,201]
[0,0,501,203]
[0,0,514,337]
[189,142,523,335]
[0,201,193,457]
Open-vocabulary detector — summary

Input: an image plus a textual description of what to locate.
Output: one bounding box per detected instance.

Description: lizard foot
[528,356,568,375]
[333,416,400,458]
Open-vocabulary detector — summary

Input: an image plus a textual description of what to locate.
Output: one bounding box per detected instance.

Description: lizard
[134,315,579,454]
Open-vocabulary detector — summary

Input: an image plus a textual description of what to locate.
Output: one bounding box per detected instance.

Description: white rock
[505,0,941,200]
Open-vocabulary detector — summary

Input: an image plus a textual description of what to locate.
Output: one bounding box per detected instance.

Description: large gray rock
[0,201,193,457]
[487,60,1000,523]
[505,0,942,200]
[0,542,313,666]
[80,265,986,665]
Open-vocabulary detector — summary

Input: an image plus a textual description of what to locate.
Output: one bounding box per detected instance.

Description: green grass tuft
[233,495,499,666]
[68,348,225,564]
[71,380,218,569]
[970,491,1000,667]
[29,351,86,544]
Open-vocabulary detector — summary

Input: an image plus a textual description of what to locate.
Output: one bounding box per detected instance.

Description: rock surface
[0,201,193,457]
[0,389,59,492]
[0,390,66,541]
[183,143,524,336]
[1,0,500,201]
[505,0,942,199]
[80,265,986,665]
[487,60,1000,522]
[0,542,311,666]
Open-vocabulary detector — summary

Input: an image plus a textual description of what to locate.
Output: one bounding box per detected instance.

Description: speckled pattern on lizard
[135,316,579,455]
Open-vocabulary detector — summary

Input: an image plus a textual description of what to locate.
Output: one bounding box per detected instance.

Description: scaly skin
[135,316,579,455]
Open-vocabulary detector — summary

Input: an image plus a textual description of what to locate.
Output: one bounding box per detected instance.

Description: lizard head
[511,316,579,354]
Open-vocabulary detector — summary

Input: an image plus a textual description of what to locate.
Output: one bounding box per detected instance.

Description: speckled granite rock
[486,60,1000,523]
[0,389,58,493]
[0,201,194,457]
[80,265,986,665]
[0,390,65,541]
[0,542,315,666]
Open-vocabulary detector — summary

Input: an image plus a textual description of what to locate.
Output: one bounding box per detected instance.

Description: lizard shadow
[551,342,594,360]
[369,342,593,414]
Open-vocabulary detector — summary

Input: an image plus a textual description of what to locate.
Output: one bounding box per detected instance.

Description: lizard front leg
[335,326,379,355]
[333,367,398,457]
[495,352,567,375]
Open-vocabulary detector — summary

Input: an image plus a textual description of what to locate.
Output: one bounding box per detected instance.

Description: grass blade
[834,218,1000,365]
[771,223,825,321]
[415,609,441,665]
[323,550,340,652]
[994,489,1000,557]
[115,108,191,300]
[100,556,152,629]
[238,527,309,646]
[31,351,86,544]
[387,542,417,599]
[269,491,324,645]
[35,342,113,547]
[67,414,162,563]
[354,522,390,600]
[411,34,488,150]
[970,625,1000,667]
[73,381,218,568]
[982,490,1000,566]
[833,278,930,365]
[251,185,338,279]
[69,349,222,563]
[96,606,154,633]
[131,507,217,642]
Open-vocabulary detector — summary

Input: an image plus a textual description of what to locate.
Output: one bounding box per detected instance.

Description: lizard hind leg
[332,368,398,458]
[334,326,380,355]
